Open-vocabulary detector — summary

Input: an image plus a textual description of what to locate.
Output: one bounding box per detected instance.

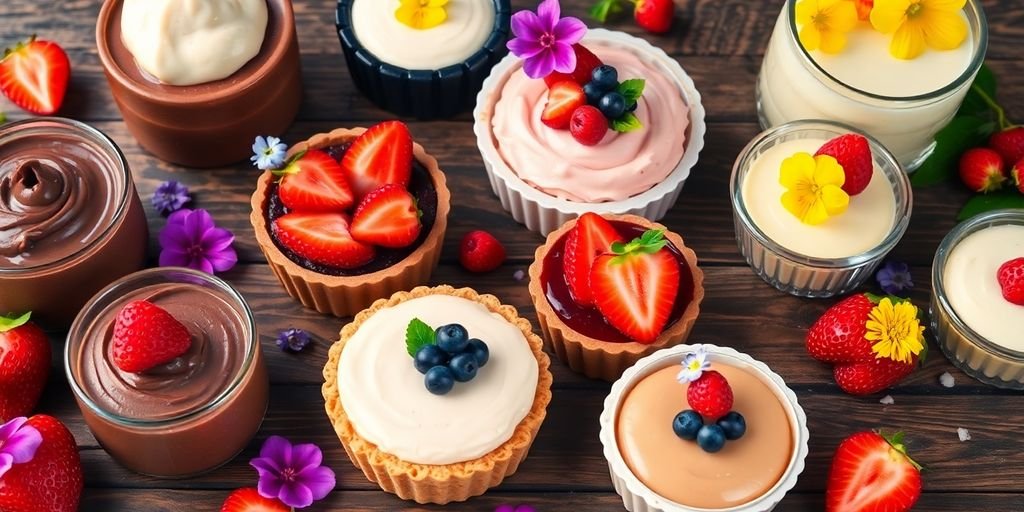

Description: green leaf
[0,111,6,124]
[956,190,1024,221]
[405,318,435,357]
[589,0,622,22]
[617,79,646,106]
[911,116,996,187]
[611,112,643,133]
[0,311,31,333]
[957,63,996,117]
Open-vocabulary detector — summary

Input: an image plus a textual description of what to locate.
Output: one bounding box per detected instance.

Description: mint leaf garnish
[406,318,435,357]
[611,112,643,133]
[956,190,1024,221]
[617,79,646,107]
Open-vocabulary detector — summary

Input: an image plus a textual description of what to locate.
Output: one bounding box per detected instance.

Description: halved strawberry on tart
[250,121,451,317]
[527,213,704,381]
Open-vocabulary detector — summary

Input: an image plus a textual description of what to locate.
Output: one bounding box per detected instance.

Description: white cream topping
[740,138,896,259]
[350,0,495,70]
[121,0,269,86]
[337,295,538,465]
[943,225,1024,351]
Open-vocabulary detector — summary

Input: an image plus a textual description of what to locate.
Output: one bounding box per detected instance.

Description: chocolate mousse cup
[0,118,147,326]
[96,0,302,168]
[66,268,269,478]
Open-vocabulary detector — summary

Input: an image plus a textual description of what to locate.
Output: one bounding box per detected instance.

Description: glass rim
[730,119,913,269]
[931,209,1024,360]
[64,267,259,428]
[784,0,989,103]
[0,117,133,274]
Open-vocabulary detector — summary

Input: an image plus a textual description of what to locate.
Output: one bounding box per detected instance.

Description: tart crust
[250,128,451,317]
[528,214,705,381]
[322,285,553,504]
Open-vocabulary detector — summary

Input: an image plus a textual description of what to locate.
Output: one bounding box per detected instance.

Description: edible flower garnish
[251,135,288,171]
[676,345,711,384]
[250,436,336,509]
[779,152,850,225]
[854,0,874,20]
[158,208,237,275]
[151,180,191,216]
[276,328,311,353]
[396,0,449,30]
[866,297,925,364]
[794,0,859,54]
[870,0,968,60]
[0,417,41,480]
[507,0,587,79]
[876,260,914,295]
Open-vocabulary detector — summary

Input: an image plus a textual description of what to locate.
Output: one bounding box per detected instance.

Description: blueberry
[591,65,618,91]
[424,366,455,395]
[672,410,703,440]
[717,411,747,440]
[598,92,626,120]
[435,324,469,354]
[466,338,489,367]
[583,82,605,106]
[448,353,479,382]
[696,424,727,453]
[414,344,449,374]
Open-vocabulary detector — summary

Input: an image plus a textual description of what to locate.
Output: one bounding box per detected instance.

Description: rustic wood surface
[2,0,1022,510]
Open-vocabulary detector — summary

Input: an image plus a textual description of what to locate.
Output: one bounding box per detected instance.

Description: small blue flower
[151,180,191,216]
[676,345,711,384]
[276,328,311,352]
[876,260,914,296]
[251,135,288,170]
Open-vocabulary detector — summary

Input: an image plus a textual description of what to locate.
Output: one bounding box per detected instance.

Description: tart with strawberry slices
[250,121,451,316]
[528,213,704,381]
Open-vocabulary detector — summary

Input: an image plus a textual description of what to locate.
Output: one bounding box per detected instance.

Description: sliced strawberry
[350,184,421,249]
[221,487,290,512]
[340,121,413,200]
[826,432,922,512]
[0,36,70,115]
[589,229,679,343]
[541,81,586,130]
[564,213,622,306]
[543,44,603,88]
[110,301,192,374]
[275,149,354,212]
[273,212,375,269]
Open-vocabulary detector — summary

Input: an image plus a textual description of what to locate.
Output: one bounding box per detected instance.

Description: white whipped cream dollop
[338,295,538,465]
[120,0,269,86]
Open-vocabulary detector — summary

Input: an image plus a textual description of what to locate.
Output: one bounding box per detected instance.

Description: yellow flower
[779,152,850,225]
[396,0,449,30]
[795,0,860,54]
[865,298,925,364]
[870,0,968,59]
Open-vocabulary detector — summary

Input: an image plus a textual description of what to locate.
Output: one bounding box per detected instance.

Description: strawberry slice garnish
[273,212,375,269]
[589,229,679,343]
[826,431,922,512]
[0,36,70,115]
[340,121,413,200]
[221,487,289,512]
[274,149,354,212]
[541,81,586,130]
[544,44,603,88]
[110,300,192,374]
[350,184,421,249]
[564,213,622,306]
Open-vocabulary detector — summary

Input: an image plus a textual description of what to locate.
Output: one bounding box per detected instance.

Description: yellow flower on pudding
[866,298,925,364]
[779,152,850,225]
[795,0,860,54]
[870,0,968,59]
[396,0,449,30]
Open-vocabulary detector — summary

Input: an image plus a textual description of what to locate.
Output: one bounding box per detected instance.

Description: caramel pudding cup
[65,267,269,478]
[96,0,302,168]
[932,210,1024,389]
[600,344,808,512]
[0,118,147,326]
[730,120,911,298]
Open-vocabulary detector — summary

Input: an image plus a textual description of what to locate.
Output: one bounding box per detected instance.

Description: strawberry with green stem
[590,0,675,34]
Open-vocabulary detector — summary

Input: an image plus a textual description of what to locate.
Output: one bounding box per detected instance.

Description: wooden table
[3,0,1023,510]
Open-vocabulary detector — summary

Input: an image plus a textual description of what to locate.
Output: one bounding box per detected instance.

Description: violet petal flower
[0,417,42,480]
[151,181,191,216]
[507,0,586,79]
[276,328,311,353]
[250,436,336,509]
[158,208,237,275]
[876,260,913,295]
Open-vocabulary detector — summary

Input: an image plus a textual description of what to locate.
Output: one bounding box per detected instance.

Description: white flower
[676,346,711,383]
[251,135,288,170]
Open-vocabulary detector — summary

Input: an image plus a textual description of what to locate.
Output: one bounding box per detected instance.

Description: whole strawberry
[815,134,873,196]
[959,147,1006,193]
[110,300,192,373]
[686,370,733,420]
[997,258,1024,306]
[1011,159,1024,194]
[0,313,50,422]
[634,0,674,34]
[826,431,921,512]
[459,230,506,273]
[988,126,1024,165]
[0,415,83,512]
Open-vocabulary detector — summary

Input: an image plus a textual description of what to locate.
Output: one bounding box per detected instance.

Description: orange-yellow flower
[396,0,449,30]
[866,298,925,364]
[779,152,850,225]
[795,0,860,54]
[854,0,874,20]
[870,0,968,59]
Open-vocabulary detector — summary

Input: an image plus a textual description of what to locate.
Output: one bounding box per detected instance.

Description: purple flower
[0,417,42,479]
[250,436,335,509]
[507,0,587,79]
[876,260,914,295]
[158,208,237,275]
[276,328,311,353]
[496,505,537,512]
[151,180,191,216]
